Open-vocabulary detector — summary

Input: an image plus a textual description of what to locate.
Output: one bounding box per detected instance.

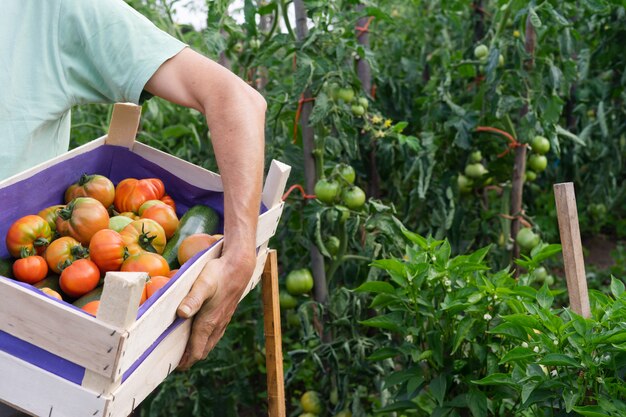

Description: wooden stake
[554,183,591,318]
[262,250,286,417]
[510,145,527,271]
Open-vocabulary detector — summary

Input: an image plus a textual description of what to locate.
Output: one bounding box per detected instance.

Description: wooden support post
[554,183,591,318]
[262,250,286,417]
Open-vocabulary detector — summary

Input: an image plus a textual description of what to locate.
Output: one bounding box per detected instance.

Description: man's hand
[175,253,255,370]
[145,48,266,369]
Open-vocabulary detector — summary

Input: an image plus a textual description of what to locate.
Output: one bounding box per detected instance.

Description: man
[0,1,264,413]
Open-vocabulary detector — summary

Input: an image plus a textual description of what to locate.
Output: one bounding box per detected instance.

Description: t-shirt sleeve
[58,0,187,105]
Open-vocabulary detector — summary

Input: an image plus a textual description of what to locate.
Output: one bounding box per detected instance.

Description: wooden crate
[0,103,291,417]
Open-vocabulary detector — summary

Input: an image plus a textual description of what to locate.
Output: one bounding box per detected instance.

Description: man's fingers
[177,270,218,318]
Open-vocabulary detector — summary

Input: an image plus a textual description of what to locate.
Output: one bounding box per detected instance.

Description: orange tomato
[120,219,167,255]
[44,236,87,274]
[114,178,165,214]
[145,275,170,299]
[167,269,179,278]
[89,229,129,273]
[59,259,101,298]
[65,174,115,209]
[119,212,140,220]
[137,200,167,216]
[40,287,63,301]
[56,197,109,245]
[37,204,65,232]
[82,300,100,316]
[13,255,48,284]
[121,252,170,277]
[160,194,176,212]
[6,215,53,258]
[141,204,179,239]
[177,233,218,265]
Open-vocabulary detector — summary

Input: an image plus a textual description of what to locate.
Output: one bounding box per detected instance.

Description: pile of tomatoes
[4,173,217,316]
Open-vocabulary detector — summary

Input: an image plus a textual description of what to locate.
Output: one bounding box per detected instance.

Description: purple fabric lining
[0,145,229,385]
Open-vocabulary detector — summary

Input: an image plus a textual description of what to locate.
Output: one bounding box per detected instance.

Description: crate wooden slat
[0,103,291,417]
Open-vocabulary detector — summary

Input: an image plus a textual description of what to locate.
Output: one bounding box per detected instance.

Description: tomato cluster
[313,163,367,210]
[3,173,219,316]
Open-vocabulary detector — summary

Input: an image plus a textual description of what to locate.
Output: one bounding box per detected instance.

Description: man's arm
[144,47,266,369]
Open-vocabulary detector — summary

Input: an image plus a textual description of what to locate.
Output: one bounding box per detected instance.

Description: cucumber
[34,275,61,293]
[72,286,104,308]
[162,205,221,269]
[0,257,13,278]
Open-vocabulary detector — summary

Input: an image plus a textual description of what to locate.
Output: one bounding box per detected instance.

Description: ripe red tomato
[114,178,165,214]
[82,300,100,316]
[160,194,176,212]
[121,252,170,277]
[140,204,179,239]
[65,174,115,209]
[60,259,101,298]
[177,233,218,265]
[6,215,53,258]
[56,197,110,245]
[120,219,167,255]
[44,236,88,274]
[13,255,48,284]
[89,229,129,273]
[37,205,65,232]
[145,275,171,299]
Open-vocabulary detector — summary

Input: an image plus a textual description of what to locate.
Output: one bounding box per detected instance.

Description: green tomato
[335,205,351,222]
[342,186,366,210]
[300,391,323,414]
[250,38,261,49]
[314,179,340,204]
[528,154,548,173]
[286,310,301,327]
[464,163,488,179]
[531,136,550,155]
[516,228,540,251]
[232,42,244,53]
[589,203,607,219]
[325,236,341,256]
[328,82,341,100]
[358,97,369,109]
[474,44,489,59]
[279,291,298,309]
[525,170,537,182]
[469,150,482,163]
[286,268,314,295]
[457,174,473,194]
[498,54,505,67]
[544,275,555,286]
[336,163,356,184]
[532,266,548,283]
[337,88,355,103]
[351,104,365,116]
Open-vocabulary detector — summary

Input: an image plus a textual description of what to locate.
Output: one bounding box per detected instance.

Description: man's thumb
[177,277,218,318]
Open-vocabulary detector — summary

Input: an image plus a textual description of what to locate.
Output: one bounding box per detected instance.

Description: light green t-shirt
[0,0,186,180]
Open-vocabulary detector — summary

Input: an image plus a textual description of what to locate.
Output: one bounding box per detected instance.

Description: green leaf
[537,284,554,309]
[610,276,625,299]
[471,373,517,388]
[563,389,579,412]
[430,375,447,406]
[488,322,529,340]
[401,229,429,249]
[369,293,397,309]
[582,0,610,14]
[538,353,580,367]
[162,124,191,138]
[502,314,543,330]
[354,281,396,295]
[598,101,608,138]
[467,390,488,417]
[367,347,401,361]
[375,401,417,413]
[499,347,536,364]
[359,312,403,333]
[452,317,476,354]
[556,125,586,146]
[529,7,542,28]
[530,244,562,263]
[571,405,611,417]
[383,368,421,388]
[392,121,409,133]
